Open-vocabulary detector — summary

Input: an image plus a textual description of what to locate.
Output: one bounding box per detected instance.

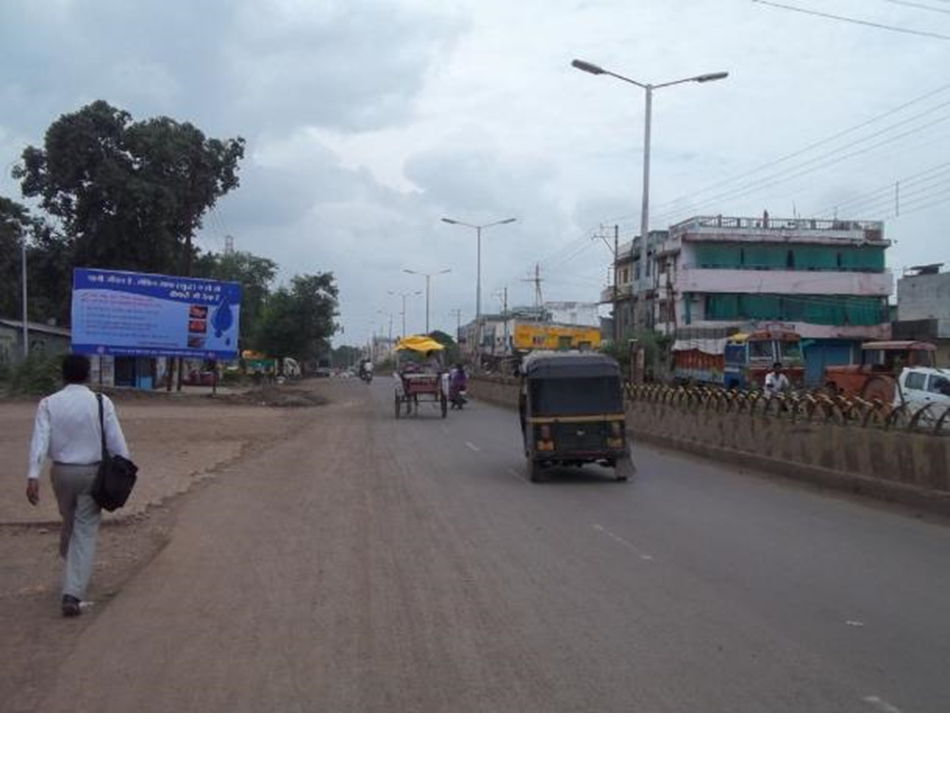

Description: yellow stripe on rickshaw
[526,414,626,424]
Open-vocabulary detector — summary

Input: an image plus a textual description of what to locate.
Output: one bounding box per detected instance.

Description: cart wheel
[440,394,448,418]
[395,393,401,419]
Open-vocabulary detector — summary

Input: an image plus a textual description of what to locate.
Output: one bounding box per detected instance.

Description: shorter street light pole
[387,289,422,337]
[441,216,517,361]
[403,268,451,334]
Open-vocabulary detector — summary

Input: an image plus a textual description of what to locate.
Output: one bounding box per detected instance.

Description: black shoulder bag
[92,393,138,512]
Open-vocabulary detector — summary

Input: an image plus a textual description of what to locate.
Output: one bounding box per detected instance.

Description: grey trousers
[50,463,101,600]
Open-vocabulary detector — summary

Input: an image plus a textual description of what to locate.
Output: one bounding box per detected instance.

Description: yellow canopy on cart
[394,335,445,353]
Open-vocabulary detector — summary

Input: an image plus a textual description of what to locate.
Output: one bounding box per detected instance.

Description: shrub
[5,353,65,396]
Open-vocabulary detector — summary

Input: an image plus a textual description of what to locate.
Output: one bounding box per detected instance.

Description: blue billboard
[71,268,241,360]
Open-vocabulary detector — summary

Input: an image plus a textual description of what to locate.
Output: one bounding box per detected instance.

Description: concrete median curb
[468,374,950,513]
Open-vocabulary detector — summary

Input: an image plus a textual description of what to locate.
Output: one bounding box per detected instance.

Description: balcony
[676,267,894,297]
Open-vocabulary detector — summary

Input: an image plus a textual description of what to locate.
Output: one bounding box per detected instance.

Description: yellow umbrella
[394,335,445,353]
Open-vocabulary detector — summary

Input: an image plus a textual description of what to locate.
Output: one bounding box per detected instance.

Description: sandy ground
[0,380,330,710]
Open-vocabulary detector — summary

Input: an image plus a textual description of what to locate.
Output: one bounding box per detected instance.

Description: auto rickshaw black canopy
[522,352,621,380]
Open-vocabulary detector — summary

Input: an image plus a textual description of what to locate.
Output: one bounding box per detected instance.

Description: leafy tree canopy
[0,195,72,326]
[193,250,277,348]
[254,272,339,362]
[13,100,245,276]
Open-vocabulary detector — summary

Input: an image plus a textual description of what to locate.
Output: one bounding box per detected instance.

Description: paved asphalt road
[38,379,950,711]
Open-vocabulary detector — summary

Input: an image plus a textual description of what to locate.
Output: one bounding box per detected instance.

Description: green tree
[193,250,277,348]
[0,196,72,326]
[13,100,245,277]
[0,196,29,320]
[255,273,339,362]
[428,329,460,365]
[331,344,362,368]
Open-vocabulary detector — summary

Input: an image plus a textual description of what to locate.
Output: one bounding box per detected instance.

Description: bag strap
[96,393,108,460]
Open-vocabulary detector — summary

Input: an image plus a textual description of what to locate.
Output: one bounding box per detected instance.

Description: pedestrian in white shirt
[764,361,791,398]
[26,354,130,617]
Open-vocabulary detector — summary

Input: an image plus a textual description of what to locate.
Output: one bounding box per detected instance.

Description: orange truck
[824,340,937,402]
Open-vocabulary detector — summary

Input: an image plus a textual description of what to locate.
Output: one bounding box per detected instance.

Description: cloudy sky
[3,0,950,344]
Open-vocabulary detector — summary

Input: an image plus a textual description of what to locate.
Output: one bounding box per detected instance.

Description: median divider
[468,375,950,511]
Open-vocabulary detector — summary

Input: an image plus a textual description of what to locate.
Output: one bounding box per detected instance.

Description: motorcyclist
[361,358,374,383]
[449,362,468,409]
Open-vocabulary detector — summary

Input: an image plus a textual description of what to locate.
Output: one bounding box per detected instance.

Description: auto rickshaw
[518,352,635,483]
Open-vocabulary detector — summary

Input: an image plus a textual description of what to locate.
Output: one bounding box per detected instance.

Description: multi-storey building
[895,264,950,366]
[608,215,893,385]
[601,230,668,343]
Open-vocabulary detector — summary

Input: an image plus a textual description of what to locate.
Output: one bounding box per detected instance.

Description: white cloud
[3,0,950,343]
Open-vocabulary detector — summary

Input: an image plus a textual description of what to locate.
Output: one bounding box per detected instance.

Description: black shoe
[62,595,81,617]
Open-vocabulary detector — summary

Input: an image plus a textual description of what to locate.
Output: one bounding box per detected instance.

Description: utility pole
[449,308,463,342]
[225,234,234,255]
[593,223,621,342]
[523,264,544,310]
[495,287,509,360]
[20,230,28,358]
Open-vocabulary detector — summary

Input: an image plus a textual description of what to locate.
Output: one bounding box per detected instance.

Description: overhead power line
[751,0,950,40]
[882,0,950,15]
[651,114,950,226]
[649,82,950,219]
[811,160,950,217]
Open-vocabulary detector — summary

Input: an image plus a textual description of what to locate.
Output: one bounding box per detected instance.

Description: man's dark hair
[62,354,91,384]
[773,361,783,371]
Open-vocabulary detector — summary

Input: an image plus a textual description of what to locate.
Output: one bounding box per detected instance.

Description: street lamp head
[438,268,452,275]
[498,217,517,225]
[572,59,604,75]
[403,268,418,275]
[695,71,729,83]
[441,217,459,225]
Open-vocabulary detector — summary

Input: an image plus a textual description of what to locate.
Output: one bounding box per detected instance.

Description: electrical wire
[811,160,950,217]
[881,0,950,15]
[648,83,950,221]
[651,110,950,225]
[751,0,950,40]
[650,122,950,230]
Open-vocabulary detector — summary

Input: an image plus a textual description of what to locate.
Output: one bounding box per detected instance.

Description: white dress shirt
[28,384,130,479]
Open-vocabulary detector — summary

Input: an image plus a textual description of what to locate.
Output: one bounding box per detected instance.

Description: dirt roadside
[0,379,332,711]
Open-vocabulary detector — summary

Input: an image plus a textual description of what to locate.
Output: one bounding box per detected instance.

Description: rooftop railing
[669,216,885,241]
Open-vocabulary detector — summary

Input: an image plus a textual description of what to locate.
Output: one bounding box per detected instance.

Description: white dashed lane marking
[465,441,481,452]
[863,695,900,712]
[592,524,654,561]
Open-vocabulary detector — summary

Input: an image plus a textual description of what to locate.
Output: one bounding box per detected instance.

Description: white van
[899,367,950,422]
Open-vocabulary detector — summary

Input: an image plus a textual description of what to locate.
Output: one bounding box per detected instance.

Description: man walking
[26,354,130,617]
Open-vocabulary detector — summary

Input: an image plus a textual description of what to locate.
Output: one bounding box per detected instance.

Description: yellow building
[512,322,601,352]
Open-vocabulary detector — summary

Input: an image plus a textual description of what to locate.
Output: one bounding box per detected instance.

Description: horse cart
[392,335,448,419]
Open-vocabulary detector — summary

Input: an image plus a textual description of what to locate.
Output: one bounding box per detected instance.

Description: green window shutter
[839,249,884,271]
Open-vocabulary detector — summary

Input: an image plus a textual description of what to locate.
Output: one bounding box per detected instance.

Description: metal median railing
[625,383,950,435]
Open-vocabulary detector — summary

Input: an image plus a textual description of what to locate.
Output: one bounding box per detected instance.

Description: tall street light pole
[441,216,517,359]
[403,268,451,334]
[571,59,727,330]
[387,289,421,337]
